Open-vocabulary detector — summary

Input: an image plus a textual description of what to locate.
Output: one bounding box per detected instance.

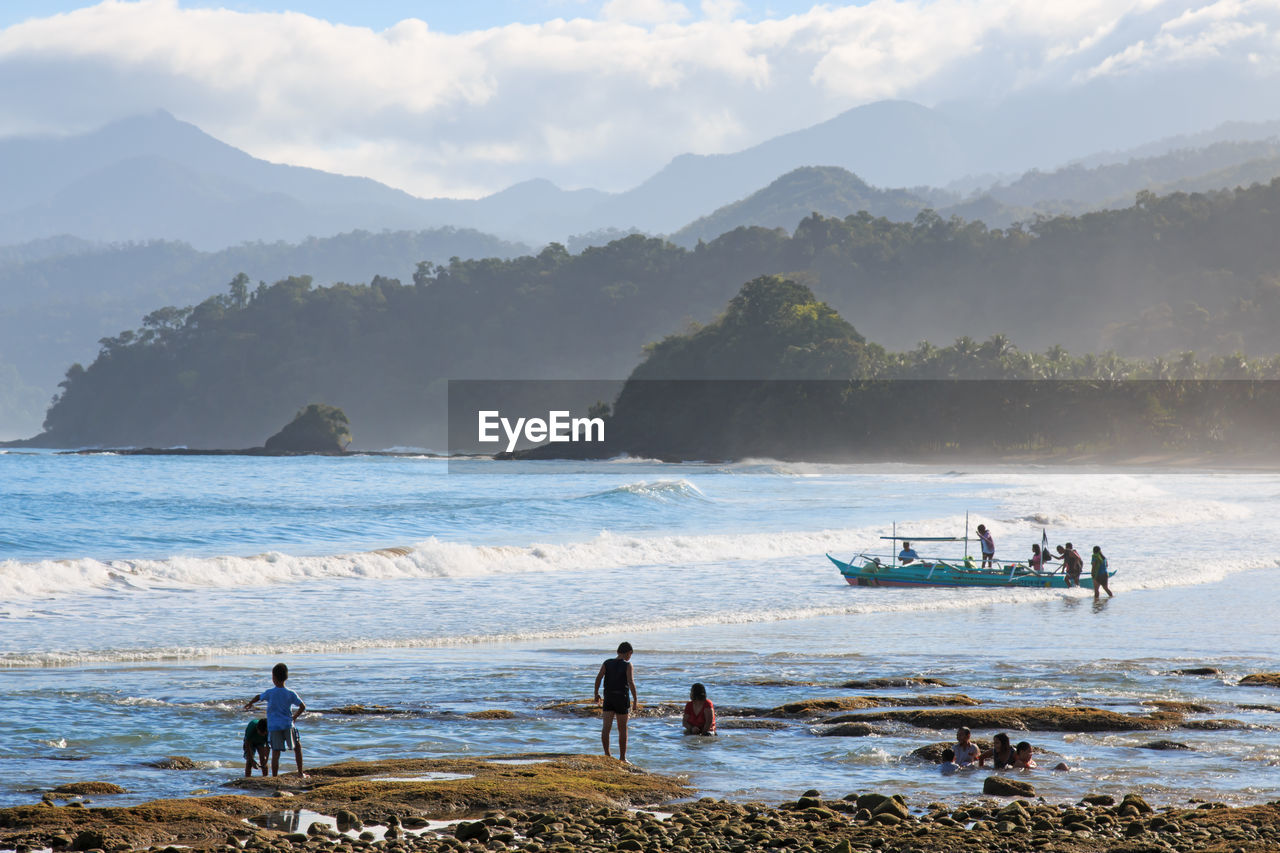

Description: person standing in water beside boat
[976,524,995,568]
[1092,546,1115,599]
[594,642,638,762]
[1058,543,1084,587]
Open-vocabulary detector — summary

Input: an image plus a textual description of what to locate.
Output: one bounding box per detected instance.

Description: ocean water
[2,451,1279,809]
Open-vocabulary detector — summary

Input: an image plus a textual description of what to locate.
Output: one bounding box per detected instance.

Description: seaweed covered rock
[1239,673,1280,688]
[818,722,880,737]
[832,705,1182,732]
[838,677,954,689]
[766,694,978,717]
[1139,740,1193,750]
[50,782,128,796]
[982,776,1035,797]
[264,404,351,452]
[284,754,690,818]
[147,756,197,770]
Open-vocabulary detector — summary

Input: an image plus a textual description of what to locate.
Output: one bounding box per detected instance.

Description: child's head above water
[690,682,707,701]
[272,662,289,685]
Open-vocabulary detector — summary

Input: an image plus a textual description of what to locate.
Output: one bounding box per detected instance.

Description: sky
[0,2,845,32]
[1,1,1278,198]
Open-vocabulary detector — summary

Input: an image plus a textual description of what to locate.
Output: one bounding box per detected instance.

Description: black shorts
[602,691,630,715]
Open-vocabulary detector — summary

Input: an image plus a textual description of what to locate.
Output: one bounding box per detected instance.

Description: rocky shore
[4,753,1280,853]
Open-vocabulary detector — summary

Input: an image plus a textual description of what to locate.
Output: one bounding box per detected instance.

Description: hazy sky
[1,0,1277,197]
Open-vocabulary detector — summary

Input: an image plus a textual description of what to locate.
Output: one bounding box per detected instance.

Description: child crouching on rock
[242,718,269,777]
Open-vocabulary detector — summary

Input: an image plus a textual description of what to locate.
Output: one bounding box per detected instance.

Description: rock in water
[264,404,352,452]
[819,723,878,737]
[1139,740,1192,751]
[1239,673,1280,687]
[982,776,1036,797]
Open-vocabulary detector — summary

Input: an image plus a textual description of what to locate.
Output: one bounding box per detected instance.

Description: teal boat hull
[827,554,1114,589]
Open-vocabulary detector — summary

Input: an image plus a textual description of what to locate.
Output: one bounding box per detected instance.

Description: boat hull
[827,554,1114,590]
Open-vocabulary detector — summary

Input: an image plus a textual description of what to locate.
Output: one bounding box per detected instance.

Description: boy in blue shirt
[244,662,307,777]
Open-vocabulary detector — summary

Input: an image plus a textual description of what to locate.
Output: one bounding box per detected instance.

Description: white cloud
[601,0,692,24]
[0,0,1277,197]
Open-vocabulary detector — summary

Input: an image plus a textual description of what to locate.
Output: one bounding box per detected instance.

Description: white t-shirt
[955,741,980,765]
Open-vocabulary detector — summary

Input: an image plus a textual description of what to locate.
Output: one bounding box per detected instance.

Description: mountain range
[6,106,1280,252]
[6,103,1280,439]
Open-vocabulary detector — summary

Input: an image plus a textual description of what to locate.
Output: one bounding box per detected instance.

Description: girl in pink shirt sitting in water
[682,683,716,735]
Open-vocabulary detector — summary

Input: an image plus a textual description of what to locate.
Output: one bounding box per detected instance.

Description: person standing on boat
[898,541,919,565]
[1091,546,1114,600]
[976,524,995,568]
[1029,543,1045,571]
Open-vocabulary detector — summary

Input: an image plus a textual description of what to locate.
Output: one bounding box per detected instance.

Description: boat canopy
[878,535,966,541]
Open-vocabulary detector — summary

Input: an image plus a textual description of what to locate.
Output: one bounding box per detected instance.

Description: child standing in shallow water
[594,642,638,762]
[244,662,307,777]
[682,683,716,735]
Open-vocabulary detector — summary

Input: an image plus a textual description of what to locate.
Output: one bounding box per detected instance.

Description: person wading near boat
[1091,546,1115,600]
[977,524,995,568]
[1058,543,1083,587]
[594,641,638,762]
[898,541,919,565]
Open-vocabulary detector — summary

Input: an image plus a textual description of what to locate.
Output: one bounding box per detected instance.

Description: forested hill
[31,178,1280,449]
[669,167,927,247]
[0,226,529,438]
[581,277,1280,461]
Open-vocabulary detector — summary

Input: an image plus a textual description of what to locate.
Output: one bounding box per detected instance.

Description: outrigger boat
[827,522,1115,589]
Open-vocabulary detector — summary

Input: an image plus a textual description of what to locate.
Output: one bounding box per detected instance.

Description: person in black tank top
[594,641,637,761]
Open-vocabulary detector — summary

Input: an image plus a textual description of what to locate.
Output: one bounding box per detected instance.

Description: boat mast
[965,512,969,560]
[892,520,897,567]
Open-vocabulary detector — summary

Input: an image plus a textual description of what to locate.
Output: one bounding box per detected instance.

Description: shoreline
[5,443,1280,470]
[4,754,1280,853]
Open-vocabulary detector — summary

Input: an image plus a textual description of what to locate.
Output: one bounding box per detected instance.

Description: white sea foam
[576,479,706,502]
[3,561,1269,668]
[0,524,879,600]
[1,496,1269,604]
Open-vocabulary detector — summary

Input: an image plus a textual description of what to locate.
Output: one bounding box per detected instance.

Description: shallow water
[2,452,1278,807]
